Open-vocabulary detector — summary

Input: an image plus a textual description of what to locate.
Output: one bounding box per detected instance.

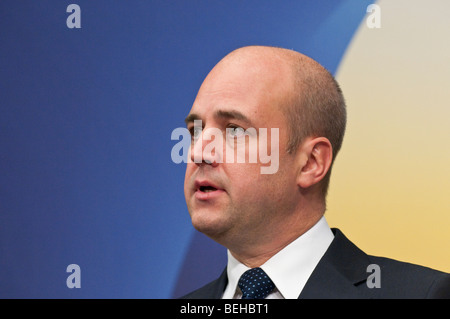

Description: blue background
[0,0,373,298]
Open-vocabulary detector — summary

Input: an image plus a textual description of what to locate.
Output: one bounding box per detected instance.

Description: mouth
[194,180,225,200]
[199,185,218,193]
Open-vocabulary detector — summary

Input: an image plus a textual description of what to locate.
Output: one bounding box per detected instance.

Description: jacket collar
[299,228,371,298]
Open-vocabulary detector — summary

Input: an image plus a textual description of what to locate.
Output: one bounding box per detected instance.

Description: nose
[190,126,222,166]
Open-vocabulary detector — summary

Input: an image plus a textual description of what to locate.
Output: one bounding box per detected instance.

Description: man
[182,45,450,298]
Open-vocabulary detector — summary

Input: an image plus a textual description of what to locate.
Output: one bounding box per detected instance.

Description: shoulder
[366,255,450,298]
[328,228,450,298]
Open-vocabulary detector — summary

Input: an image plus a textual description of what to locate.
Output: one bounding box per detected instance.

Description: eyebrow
[184,113,201,125]
[184,109,252,126]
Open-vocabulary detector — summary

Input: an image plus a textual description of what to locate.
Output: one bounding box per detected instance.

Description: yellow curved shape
[327,0,450,272]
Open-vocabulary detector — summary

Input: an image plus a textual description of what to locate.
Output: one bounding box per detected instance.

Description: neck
[228,213,322,268]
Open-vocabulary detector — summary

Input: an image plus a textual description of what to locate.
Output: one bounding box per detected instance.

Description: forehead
[188,57,293,127]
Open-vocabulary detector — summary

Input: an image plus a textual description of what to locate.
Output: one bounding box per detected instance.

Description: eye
[189,126,203,140]
[227,126,245,138]
[193,126,203,139]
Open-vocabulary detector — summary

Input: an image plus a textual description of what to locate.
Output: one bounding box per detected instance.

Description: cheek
[184,163,195,194]
[229,158,295,204]
[226,163,272,201]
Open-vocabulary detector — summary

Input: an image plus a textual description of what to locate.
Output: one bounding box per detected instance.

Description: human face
[184,56,299,249]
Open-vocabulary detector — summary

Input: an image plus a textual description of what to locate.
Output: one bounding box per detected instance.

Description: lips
[194,180,225,200]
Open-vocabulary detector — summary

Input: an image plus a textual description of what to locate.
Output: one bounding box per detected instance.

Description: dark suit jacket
[181,229,450,299]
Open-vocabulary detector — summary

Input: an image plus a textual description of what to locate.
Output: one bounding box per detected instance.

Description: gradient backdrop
[1,0,448,299]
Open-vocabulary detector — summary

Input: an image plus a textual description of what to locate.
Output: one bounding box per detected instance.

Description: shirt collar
[223,216,334,299]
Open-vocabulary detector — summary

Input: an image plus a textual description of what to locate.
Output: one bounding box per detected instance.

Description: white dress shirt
[221,216,334,299]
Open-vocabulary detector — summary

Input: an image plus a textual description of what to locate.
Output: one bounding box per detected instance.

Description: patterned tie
[238,267,275,299]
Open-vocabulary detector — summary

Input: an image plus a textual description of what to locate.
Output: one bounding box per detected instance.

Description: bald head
[215,46,345,144]
[197,46,297,118]
[208,46,298,101]
[213,46,346,196]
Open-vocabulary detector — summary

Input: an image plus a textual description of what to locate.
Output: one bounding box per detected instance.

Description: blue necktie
[238,267,275,299]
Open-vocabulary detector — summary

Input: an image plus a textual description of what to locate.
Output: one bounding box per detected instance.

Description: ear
[297,137,333,189]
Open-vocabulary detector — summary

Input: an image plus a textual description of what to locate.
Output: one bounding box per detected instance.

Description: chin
[190,211,230,240]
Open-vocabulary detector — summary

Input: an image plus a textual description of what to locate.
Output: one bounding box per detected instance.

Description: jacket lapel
[208,268,228,298]
[299,228,371,298]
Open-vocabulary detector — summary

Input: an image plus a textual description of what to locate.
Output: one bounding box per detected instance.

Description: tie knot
[238,267,275,299]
